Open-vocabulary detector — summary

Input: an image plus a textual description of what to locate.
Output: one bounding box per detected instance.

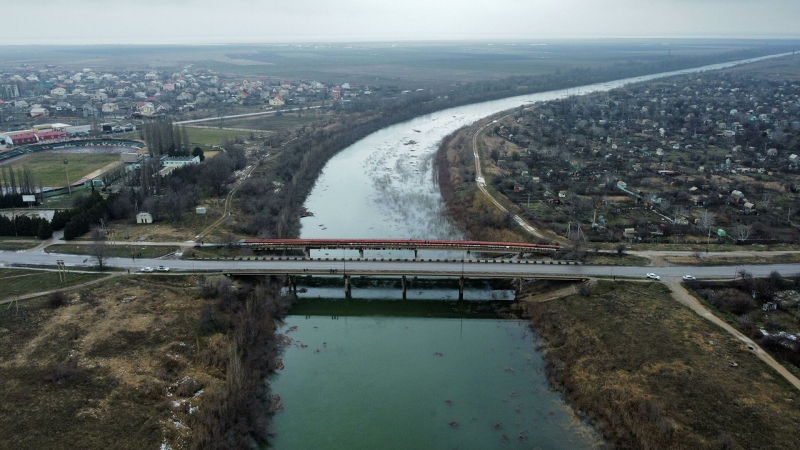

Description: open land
[0,268,106,301]
[527,280,800,449]
[0,275,210,448]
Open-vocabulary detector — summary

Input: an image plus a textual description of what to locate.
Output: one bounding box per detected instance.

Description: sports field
[3,152,120,188]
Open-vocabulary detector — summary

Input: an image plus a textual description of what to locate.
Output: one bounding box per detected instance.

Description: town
[472,64,800,246]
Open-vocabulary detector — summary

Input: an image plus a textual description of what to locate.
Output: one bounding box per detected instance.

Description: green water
[269,302,600,449]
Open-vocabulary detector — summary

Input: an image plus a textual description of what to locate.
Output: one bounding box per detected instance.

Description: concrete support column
[516,278,523,294]
[304,248,311,258]
[401,275,407,300]
[414,249,418,260]
[290,275,297,292]
[344,275,351,298]
[358,249,364,259]
[459,276,465,301]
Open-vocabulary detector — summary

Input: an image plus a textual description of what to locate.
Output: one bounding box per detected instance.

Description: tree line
[141,116,193,157]
[0,214,52,239]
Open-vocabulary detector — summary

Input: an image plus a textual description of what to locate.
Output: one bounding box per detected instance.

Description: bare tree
[731,223,752,242]
[89,227,109,271]
[698,210,716,232]
[759,194,772,209]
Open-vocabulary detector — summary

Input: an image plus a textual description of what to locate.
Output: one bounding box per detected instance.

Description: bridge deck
[242,238,560,253]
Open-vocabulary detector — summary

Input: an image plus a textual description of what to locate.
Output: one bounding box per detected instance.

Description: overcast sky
[3,0,800,45]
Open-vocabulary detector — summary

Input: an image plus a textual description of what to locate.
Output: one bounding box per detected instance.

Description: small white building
[196,207,207,215]
[136,212,153,224]
[162,155,200,168]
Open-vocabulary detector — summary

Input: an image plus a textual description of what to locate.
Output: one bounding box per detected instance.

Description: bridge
[241,238,560,258]
[223,264,585,299]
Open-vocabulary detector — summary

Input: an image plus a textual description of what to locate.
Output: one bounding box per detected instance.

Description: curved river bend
[300,53,790,243]
[271,53,789,449]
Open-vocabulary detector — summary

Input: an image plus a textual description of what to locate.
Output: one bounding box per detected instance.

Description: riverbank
[526,281,800,449]
[255,48,789,239]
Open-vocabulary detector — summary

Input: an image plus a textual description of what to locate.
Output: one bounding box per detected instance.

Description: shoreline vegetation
[525,281,800,450]
[0,274,294,450]
[238,47,787,239]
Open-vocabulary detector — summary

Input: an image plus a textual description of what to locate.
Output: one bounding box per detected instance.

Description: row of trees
[1,166,39,197]
[0,215,52,239]
[141,116,193,157]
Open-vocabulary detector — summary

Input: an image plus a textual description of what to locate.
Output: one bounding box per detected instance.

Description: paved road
[2,250,799,279]
[174,105,324,125]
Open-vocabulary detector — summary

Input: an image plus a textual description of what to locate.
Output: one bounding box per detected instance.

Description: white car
[141,267,154,273]
[682,275,696,281]
[646,273,660,280]
[156,266,170,272]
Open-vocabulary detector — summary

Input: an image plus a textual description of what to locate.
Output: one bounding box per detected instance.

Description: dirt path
[471,116,562,244]
[664,278,800,391]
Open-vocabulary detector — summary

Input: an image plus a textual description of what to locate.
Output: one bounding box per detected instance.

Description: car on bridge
[646,273,660,280]
[156,266,170,272]
[141,267,154,273]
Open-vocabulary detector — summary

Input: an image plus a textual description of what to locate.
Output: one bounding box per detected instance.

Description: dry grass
[528,281,800,450]
[663,253,800,266]
[0,275,225,449]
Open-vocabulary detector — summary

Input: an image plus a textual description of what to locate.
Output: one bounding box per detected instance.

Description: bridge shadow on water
[286,276,526,319]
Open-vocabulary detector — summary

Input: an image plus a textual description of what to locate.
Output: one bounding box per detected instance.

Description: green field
[45,244,179,259]
[184,128,247,146]
[2,153,120,188]
[0,269,106,301]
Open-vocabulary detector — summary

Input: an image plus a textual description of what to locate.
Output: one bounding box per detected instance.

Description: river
[270,299,601,449]
[271,52,790,448]
[299,52,790,244]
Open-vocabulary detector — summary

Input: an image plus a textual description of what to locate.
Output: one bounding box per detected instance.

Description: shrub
[47,291,68,309]
[43,361,83,384]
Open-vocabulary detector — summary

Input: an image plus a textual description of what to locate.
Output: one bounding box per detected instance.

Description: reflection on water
[270,306,601,449]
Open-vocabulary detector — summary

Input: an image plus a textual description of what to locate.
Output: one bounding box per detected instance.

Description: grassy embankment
[0,268,106,301]
[45,244,179,259]
[663,253,800,266]
[0,239,40,251]
[0,274,291,449]
[527,281,800,449]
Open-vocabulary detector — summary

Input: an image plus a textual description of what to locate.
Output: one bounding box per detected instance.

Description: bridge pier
[290,275,297,292]
[344,275,351,298]
[414,249,418,260]
[304,248,311,258]
[401,275,407,300]
[459,276,465,301]
[516,278,523,294]
[358,249,364,259]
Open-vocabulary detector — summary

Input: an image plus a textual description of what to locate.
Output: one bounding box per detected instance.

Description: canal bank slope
[525,281,800,450]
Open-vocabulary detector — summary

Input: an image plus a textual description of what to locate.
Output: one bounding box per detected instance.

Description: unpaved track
[664,278,800,391]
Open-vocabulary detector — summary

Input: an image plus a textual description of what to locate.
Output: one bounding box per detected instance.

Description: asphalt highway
[2,250,799,280]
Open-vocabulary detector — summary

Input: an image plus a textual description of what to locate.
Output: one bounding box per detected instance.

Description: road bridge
[241,238,560,258]
[224,266,586,299]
